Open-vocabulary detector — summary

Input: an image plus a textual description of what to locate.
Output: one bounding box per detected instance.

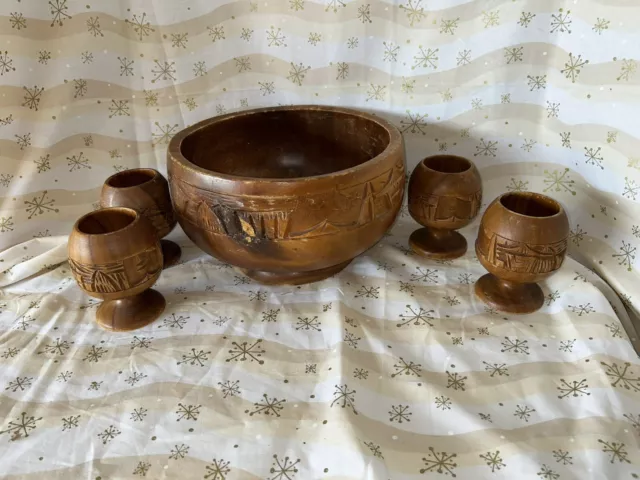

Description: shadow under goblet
[475,192,569,314]
[101,168,181,268]
[408,155,482,259]
[68,207,166,331]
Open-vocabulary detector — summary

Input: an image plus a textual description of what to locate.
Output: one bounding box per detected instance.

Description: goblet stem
[409,227,467,259]
[96,289,166,331]
[475,273,544,314]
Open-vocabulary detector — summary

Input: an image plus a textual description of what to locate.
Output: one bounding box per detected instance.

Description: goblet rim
[74,207,140,237]
[496,191,564,219]
[104,168,159,190]
[420,154,472,174]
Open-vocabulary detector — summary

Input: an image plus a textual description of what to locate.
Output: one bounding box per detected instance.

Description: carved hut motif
[411,190,481,223]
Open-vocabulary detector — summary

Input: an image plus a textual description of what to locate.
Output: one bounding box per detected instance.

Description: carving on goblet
[101,168,181,268]
[474,192,569,314]
[408,155,482,259]
[68,207,166,331]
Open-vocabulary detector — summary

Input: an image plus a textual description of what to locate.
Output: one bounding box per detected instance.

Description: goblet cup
[408,155,482,259]
[68,207,166,331]
[101,168,181,268]
[475,192,569,314]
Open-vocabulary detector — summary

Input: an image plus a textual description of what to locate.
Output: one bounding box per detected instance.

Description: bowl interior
[106,169,155,188]
[422,155,471,173]
[179,110,390,179]
[500,193,560,218]
[78,209,136,235]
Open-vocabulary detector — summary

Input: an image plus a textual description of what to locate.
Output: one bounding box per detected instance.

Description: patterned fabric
[1,1,640,478]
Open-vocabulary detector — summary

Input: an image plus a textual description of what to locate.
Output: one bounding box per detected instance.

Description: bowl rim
[103,168,159,190]
[496,191,565,219]
[167,104,403,184]
[73,207,140,237]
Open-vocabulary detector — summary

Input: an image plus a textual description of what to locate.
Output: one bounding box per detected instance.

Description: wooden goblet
[101,168,181,268]
[475,192,569,314]
[68,207,166,331]
[408,155,482,259]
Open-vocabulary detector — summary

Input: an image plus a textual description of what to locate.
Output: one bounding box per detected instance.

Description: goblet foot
[474,273,544,314]
[409,227,467,260]
[240,260,351,286]
[96,289,166,331]
[161,239,181,268]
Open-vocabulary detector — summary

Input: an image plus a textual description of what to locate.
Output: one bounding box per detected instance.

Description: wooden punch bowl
[168,105,405,285]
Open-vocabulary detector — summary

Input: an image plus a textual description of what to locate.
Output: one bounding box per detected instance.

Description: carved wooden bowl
[68,207,165,331]
[101,168,181,268]
[475,192,569,314]
[408,155,482,259]
[167,105,405,285]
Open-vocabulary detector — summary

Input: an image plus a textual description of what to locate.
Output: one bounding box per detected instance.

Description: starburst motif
[231,56,251,74]
[612,241,636,270]
[115,57,135,77]
[561,53,588,83]
[344,329,361,348]
[527,75,547,91]
[126,13,155,40]
[501,93,511,103]
[504,46,523,64]
[108,99,130,118]
[325,0,345,12]
[151,60,176,83]
[176,348,211,367]
[67,152,91,172]
[477,327,490,335]
[552,449,573,465]
[410,267,439,283]
[336,61,349,80]
[56,371,72,382]
[83,345,107,363]
[97,425,121,444]
[543,168,576,195]
[389,404,412,423]
[546,101,560,118]
[25,191,59,219]
[287,62,310,86]
[364,441,384,459]
[184,97,197,111]
[537,464,559,479]
[226,339,265,364]
[518,11,535,27]
[259,81,275,95]
[39,338,71,356]
[22,85,44,111]
[391,357,422,378]
[623,177,639,200]
[591,17,610,34]
[434,395,451,410]
[5,376,33,393]
[400,111,428,135]
[543,290,560,306]
[290,0,304,10]
[557,378,590,399]
[446,371,467,390]
[175,403,201,421]
[400,0,425,26]
[10,12,27,30]
[598,439,630,464]
[440,17,459,35]
[81,51,93,63]
[624,413,640,430]
[0,217,14,232]
[456,49,471,66]
[295,316,321,331]
[569,225,586,246]
[383,41,399,62]
[471,98,483,110]
[358,4,372,23]
[602,361,640,392]
[218,380,240,399]
[204,25,225,44]
[331,384,357,413]
[247,394,285,417]
[70,79,87,99]
[152,122,179,146]
[347,36,359,49]
[170,32,188,48]
[204,458,230,479]
[85,16,104,37]
[240,27,253,41]
[412,46,438,69]
[355,285,379,299]
[501,337,529,354]
[262,309,280,322]
[483,361,509,377]
[514,404,536,422]
[443,295,460,306]
[1,412,42,440]
[420,447,458,476]
[0,174,12,188]
[267,26,286,46]
[0,114,13,126]
[482,10,499,28]
[169,443,190,460]
[0,51,15,75]
[49,0,71,26]
[130,407,147,422]
[133,462,151,476]
[558,131,571,148]
[397,305,434,327]
[61,415,80,431]
[479,450,505,472]
[474,138,498,157]
[617,59,637,81]
[2,348,20,359]
[269,454,299,480]
[366,83,386,101]
[550,8,572,33]
[506,178,529,192]
[353,368,368,380]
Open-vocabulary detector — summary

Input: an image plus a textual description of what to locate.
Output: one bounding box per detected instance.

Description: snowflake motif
[83,345,107,363]
[441,88,453,102]
[269,454,300,480]
[39,338,71,356]
[133,461,151,476]
[22,85,44,111]
[73,79,88,98]
[546,101,560,118]
[204,458,230,479]
[559,53,589,85]
[0,114,13,126]
[290,0,304,10]
[446,371,467,391]
[353,286,378,299]
[410,267,440,283]
[126,13,155,40]
[10,12,27,30]
[399,110,428,135]
[366,83,387,101]
[479,450,505,472]
[550,8,572,33]
[5,376,33,393]
[184,97,197,111]
[353,368,368,380]
[440,17,459,35]
[325,0,345,12]
[0,217,14,233]
[49,0,71,26]
[501,93,511,103]
[169,443,190,460]
[0,412,42,440]
[601,205,608,215]
[240,98,248,108]
[2,348,20,359]
[501,337,529,354]
[15,132,31,150]
[569,225,586,246]
[557,378,590,399]
[552,449,573,465]
[152,122,179,146]
[218,380,240,398]
[601,361,640,392]
[389,404,412,423]
[151,60,176,83]
[240,27,253,41]
[397,305,435,327]
[420,447,458,476]
[246,290,265,302]
[455,273,472,285]
[592,17,610,34]
[257,81,275,95]
[206,25,225,43]
[545,290,560,305]
[623,177,639,200]
[115,57,135,77]
[67,152,91,172]
[247,394,285,417]
[267,26,286,46]
[108,99,130,118]
[518,11,536,27]
[514,404,536,422]
[412,46,439,70]
[262,309,280,322]
[456,49,471,66]
[598,439,630,464]
[130,407,148,422]
[527,75,546,91]
[483,361,509,377]
[170,32,188,48]
[226,339,265,364]
[474,138,498,157]
[305,364,316,374]
[400,0,425,26]
[83,135,93,147]
[477,413,492,423]
[295,316,321,331]
[176,348,211,367]
[56,371,72,382]
[537,464,559,479]
[606,323,623,338]
[81,51,93,63]
[212,315,230,327]
[364,441,384,459]
[560,131,571,147]
[0,174,12,188]
[568,303,595,316]
[175,403,201,421]
[543,168,576,195]
[0,51,15,75]
[97,425,121,444]
[86,16,103,37]
[612,241,636,271]
[617,59,637,82]
[443,295,460,306]
[347,36,359,49]
[471,98,483,110]
[383,41,400,62]
[61,415,80,431]
[331,384,357,414]
[357,4,372,23]
[506,178,529,192]
[344,329,361,348]
[624,413,640,430]
[482,10,499,28]
[477,327,490,335]
[232,56,251,74]
[391,357,422,378]
[434,396,451,410]
[335,61,349,80]
[287,62,310,86]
